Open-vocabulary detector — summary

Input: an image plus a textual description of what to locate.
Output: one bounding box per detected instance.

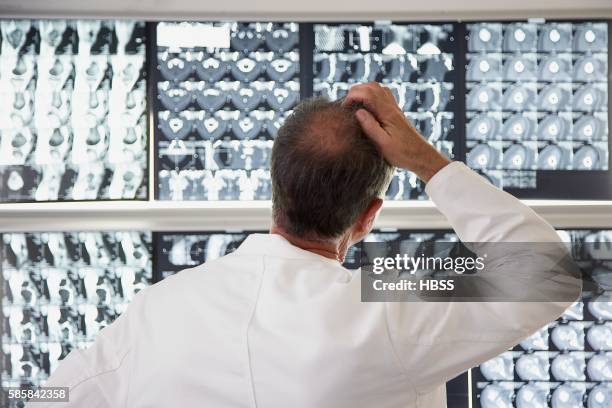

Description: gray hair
[270,97,394,240]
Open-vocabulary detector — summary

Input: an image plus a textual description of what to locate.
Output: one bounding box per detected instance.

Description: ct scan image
[0,19,149,202]
[313,23,458,200]
[154,22,299,201]
[0,230,152,407]
[472,229,612,408]
[465,22,609,192]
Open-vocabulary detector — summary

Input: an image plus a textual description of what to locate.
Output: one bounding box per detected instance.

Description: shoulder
[145,250,263,296]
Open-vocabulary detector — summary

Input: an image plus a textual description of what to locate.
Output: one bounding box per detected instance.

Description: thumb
[355,108,389,148]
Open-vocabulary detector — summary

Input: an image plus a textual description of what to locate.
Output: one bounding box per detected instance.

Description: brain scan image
[573,55,607,82]
[480,353,514,381]
[502,115,535,141]
[0,19,148,202]
[467,143,502,170]
[587,324,612,351]
[574,23,608,52]
[467,84,502,111]
[574,115,607,141]
[539,55,573,82]
[467,114,501,141]
[573,145,601,170]
[516,383,549,408]
[550,353,586,381]
[587,353,612,381]
[465,21,609,193]
[469,23,503,52]
[537,144,571,170]
[520,327,550,351]
[504,55,538,81]
[552,384,587,408]
[467,55,503,81]
[538,115,571,141]
[474,230,612,407]
[588,384,612,408]
[480,384,514,408]
[504,23,538,52]
[539,23,572,52]
[516,352,551,381]
[503,144,536,170]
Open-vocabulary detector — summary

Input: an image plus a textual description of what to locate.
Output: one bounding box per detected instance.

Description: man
[35,83,580,407]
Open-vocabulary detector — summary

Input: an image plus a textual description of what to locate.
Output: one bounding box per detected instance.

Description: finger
[344,82,382,101]
[382,86,401,111]
[383,87,398,104]
[344,82,398,116]
[343,87,384,121]
[355,108,389,148]
[382,86,394,99]
[342,85,373,107]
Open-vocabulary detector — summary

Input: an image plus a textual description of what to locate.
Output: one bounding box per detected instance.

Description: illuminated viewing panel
[0,20,148,202]
[313,23,458,200]
[465,21,609,191]
[154,22,300,201]
[1,228,609,407]
[155,229,612,408]
[0,231,152,402]
[0,19,609,202]
[472,229,612,408]
[340,228,612,407]
[152,19,610,201]
[155,231,254,279]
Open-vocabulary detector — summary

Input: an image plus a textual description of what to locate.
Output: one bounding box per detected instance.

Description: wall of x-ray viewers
[2,228,611,407]
[0,19,609,201]
[0,15,611,408]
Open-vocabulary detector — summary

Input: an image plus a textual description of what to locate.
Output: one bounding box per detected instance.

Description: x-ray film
[0,19,148,202]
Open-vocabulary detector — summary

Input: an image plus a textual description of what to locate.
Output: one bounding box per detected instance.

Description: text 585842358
[6,387,69,403]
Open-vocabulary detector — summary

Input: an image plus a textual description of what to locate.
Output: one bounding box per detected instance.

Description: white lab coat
[34,162,581,407]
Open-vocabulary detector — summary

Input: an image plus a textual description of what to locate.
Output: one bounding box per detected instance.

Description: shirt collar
[235,233,342,266]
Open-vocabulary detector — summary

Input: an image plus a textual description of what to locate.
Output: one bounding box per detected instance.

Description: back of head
[271,97,394,241]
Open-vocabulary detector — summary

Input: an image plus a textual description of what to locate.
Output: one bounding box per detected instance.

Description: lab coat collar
[235,233,342,266]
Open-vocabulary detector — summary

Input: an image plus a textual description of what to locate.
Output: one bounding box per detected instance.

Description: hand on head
[342,82,451,182]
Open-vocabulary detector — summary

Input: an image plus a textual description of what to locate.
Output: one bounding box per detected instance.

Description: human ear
[353,198,383,240]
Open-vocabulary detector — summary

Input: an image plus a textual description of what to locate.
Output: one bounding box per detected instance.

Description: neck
[270,226,350,263]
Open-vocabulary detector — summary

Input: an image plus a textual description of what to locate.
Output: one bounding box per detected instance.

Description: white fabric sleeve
[26,291,147,408]
[386,162,582,391]
[424,161,559,243]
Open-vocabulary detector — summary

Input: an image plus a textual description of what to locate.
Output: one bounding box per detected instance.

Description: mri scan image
[473,229,612,407]
[0,231,152,398]
[155,22,300,201]
[313,22,458,200]
[155,231,256,278]
[465,21,609,192]
[0,19,148,202]
[156,229,458,277]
